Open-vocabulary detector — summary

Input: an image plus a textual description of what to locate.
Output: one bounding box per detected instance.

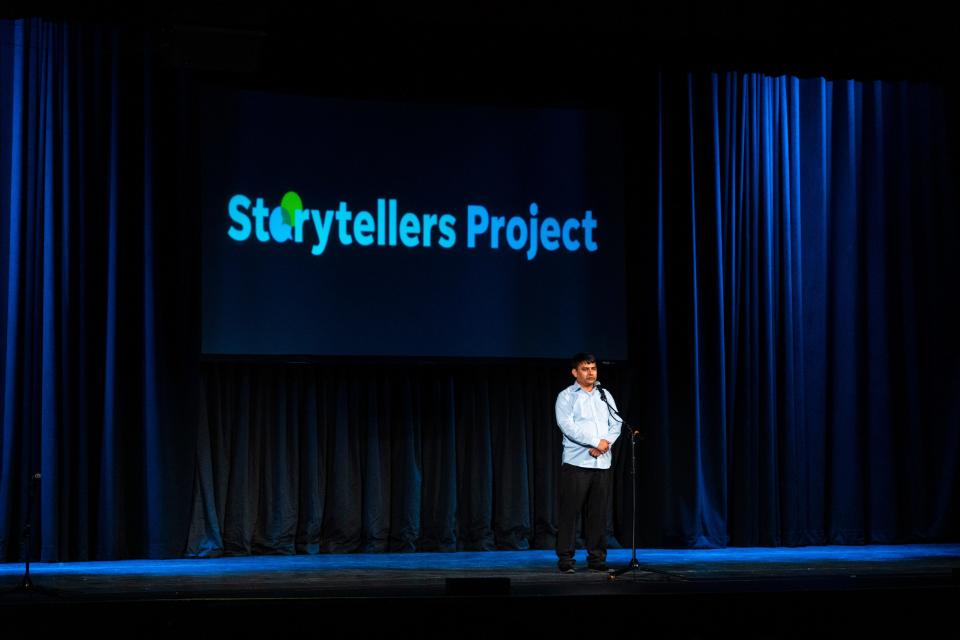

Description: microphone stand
[3,473,60,598]
[20,473,39,590]
[595,385,684,583]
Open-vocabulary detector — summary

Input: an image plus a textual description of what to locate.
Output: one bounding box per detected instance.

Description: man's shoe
[558,562,576,574]
[588,563,609,572]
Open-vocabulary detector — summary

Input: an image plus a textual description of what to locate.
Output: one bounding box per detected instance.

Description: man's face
[572,361,597,389]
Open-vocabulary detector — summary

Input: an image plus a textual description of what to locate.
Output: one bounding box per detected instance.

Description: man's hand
[589,448,602,457]
[597,439,610,454]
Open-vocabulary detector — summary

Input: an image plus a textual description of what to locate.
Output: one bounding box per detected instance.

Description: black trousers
[556,463,612,566]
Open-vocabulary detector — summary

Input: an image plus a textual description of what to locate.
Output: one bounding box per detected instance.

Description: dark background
[1,1,958,561]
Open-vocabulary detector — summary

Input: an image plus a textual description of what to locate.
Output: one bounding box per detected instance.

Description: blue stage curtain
[653,72,960,546]
[3,18,958,561]
[0,18,193,561]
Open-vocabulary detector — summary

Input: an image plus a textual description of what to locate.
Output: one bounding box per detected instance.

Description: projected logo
[227,191,309,245]
[226,191,598,260]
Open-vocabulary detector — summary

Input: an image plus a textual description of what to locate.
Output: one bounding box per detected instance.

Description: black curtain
[186,363,638,555]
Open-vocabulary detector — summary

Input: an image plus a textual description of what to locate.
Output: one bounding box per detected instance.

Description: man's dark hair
[571,353,596,369]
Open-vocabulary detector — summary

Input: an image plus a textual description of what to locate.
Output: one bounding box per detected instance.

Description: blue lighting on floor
[0,544,957,577]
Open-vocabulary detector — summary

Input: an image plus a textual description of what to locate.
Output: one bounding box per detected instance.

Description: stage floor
[2,544,959,597]
[2,545,958,635]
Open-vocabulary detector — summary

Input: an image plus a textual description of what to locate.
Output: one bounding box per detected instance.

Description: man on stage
[555,352,621,573]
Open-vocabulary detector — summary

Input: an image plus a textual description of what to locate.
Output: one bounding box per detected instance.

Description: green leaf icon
[280,191,303,227]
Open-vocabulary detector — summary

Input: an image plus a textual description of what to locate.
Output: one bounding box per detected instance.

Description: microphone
[595,380,607,401]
